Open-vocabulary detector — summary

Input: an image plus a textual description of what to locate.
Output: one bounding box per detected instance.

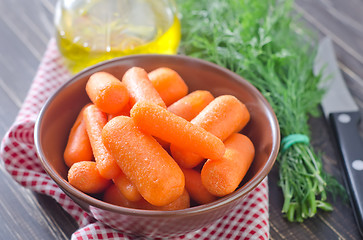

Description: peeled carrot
[68,161,111,194]
[113,171,142,202]
[154,137,170,151]
[191,95,250,141]
[107,104,131,121]
[86,72,129,114]
[148,67,188,106]
[103,184,141,209]
[201,133,255,197]
[104,184,190,211]
[170,145,205,169]
[171,95,249,168]
[64,104,93,168]
[102,116,185,206]
[139,189,190,211]
[182,168,217,205]
[83,104,121,179]
[168,90,215,121]
[122,67,166,108]
[130,101,225,160]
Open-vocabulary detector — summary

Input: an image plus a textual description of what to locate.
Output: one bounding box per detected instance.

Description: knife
[314,37,363,236]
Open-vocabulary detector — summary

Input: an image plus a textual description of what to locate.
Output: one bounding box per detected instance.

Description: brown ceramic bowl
[34,54,280,238]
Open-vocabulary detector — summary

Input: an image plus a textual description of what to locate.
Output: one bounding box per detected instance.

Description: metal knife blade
[315,37,359,118]
[314,36,363,236]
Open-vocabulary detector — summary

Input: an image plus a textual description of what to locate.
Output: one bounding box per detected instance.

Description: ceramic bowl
[34,54,280,238]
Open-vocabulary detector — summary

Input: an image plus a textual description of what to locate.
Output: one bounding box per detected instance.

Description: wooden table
[0,0,362,239]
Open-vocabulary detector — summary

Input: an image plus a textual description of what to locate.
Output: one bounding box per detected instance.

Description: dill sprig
[177,0,345,221]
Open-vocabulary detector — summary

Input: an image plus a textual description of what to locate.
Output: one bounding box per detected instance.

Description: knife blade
[314,37,363,236]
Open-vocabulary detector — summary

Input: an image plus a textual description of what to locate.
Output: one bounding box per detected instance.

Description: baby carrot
[170,144,205,169]
[113,171,142,202]
[182,168,217,205]
[191,95,250,141]
[102,116,185,206]
[139,189,190,211]
[130,101,225,160]
[170,95,249,168]
[168,90,215,121]
[103,184,141,209]
[64,104,93,168]
[154,137,170,151]
[107,104,131,121]
[148,67,188,106]
[201,133,255,197]
[86,72,129,114]
[83,104,121,179]
[122,67,166,108]
[104,184,190,211]
[68,161,111,194]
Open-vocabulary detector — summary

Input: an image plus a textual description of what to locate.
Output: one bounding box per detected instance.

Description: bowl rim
[34,54,280,218]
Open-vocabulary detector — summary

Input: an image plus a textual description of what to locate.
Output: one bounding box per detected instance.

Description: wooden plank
[293,0,363,108]
[0,1,51,59]
[0,166,76,240]
[0,18,42,102]
[0,0,56,102]
[0,85,19,139]
[294,0,363,84]
[0,1,77,239]
[295,0,363,62]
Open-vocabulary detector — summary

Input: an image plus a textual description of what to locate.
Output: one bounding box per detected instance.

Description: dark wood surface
[0,0,362,239]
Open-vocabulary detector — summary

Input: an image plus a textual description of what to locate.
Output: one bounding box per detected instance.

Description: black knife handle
[330,111,363,236]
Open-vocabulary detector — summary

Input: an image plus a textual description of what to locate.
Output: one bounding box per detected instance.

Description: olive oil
[55,0,181,73]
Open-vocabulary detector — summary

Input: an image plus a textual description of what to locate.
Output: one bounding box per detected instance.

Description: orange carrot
[86,72,129,114]
[201,133,255,197]
[191,95,250,141]
[139,189,190,211]
[104,184,190,211]
[83,104,121,179]
[68,161,111,194]
[154,137,170,151]
[130,101,225,160]
[103,184,141,209]
[113,171,142,202]
[122,67,166,108]
[168,90,215,121]
[102,116,185,206]
[182,168,217,205]
[107,104,131,121]
[170,95,249,168]
[170,145,205,169]
[148,67,188,106]
[64,104,93,168]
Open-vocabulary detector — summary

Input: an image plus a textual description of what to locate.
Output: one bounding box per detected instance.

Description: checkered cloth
[0,39,269,240]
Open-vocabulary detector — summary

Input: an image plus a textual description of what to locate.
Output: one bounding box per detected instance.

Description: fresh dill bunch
[177,0,345,222]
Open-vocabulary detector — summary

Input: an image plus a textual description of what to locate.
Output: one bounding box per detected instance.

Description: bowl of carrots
[34,54,280,238]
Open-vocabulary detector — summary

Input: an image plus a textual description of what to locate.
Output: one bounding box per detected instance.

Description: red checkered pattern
[0,39,269,240]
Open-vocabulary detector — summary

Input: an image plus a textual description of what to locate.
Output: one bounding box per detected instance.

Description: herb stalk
[177,0,345,221]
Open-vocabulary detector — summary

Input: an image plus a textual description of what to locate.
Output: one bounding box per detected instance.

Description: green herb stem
[177,0,346,222]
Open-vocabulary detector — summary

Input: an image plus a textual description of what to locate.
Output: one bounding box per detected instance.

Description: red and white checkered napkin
[0,39,269,240]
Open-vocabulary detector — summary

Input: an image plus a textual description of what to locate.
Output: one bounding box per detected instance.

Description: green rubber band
[281,134,310,152]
